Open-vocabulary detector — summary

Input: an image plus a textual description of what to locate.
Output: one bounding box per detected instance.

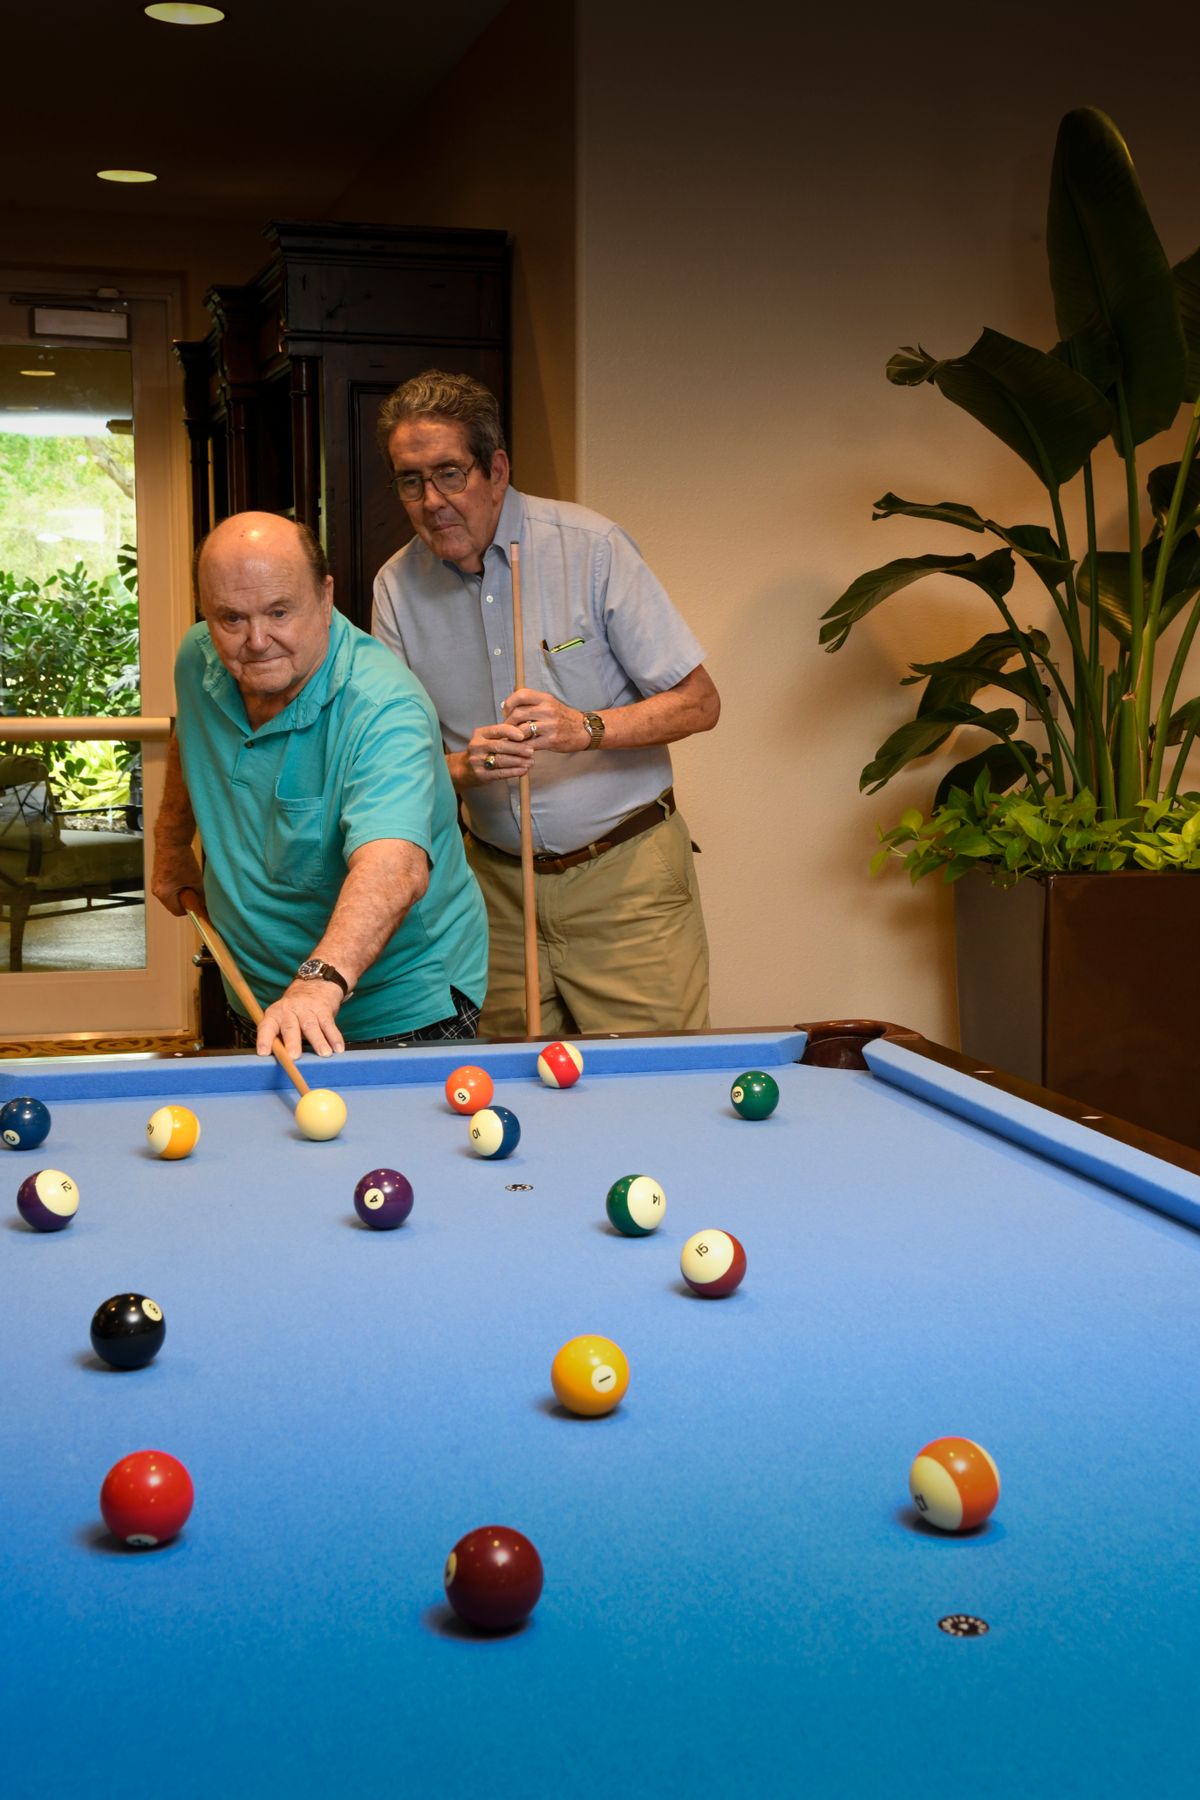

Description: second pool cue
[510,541,542,1038]
[179,887,311,1096]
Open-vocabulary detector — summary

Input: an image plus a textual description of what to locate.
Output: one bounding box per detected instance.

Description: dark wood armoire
[175,220,510,629]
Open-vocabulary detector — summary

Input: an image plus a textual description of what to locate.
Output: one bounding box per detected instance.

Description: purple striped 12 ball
[1,1096,51,1151]
[17,1168,79,1232]
[353,1167,414,1230]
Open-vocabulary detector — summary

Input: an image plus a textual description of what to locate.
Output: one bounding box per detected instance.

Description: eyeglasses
[390,460,477,503]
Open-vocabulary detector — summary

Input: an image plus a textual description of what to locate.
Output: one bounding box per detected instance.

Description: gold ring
[528,721,538,740]
[484,753,496,770]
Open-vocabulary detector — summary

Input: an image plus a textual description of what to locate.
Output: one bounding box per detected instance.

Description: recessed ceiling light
[144,4,225,21]
[97,169,158,184]
[20,369,57,377]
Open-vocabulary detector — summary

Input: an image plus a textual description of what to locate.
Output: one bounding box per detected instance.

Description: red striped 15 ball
[16,1168,79,1232]
[537,1041,583,1088]
[909,1437,1001,1532]
[680,1228,746,1297]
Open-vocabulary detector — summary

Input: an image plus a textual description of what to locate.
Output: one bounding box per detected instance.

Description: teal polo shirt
[174,610,488,1039]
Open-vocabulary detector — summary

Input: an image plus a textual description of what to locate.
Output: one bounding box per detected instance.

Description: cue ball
[909,1437,1001,1532]
[353,1167,414,1229]
[680,1228,746,1297]
[443,1525,544,1632]
[100,1449,193,1548]
[16,1168,79,1232]
[551,1333,630,1416]
[90,1294,166,1370]
[730,1070,779,1120]
[469,1105,521,1159]
[537,1041,584,1088]
[146,1104,201,1160]
[444,1065,494,1114]
[605,1174,666,1236]
[295,1088,347,1141]
[1,1096,51,1151]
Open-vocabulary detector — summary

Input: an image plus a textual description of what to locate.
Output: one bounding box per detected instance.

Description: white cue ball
[295,1088,347,1141]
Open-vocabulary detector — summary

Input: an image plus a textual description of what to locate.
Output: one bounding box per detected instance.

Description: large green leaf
[1047,108,1186,442]
[1173,248,1200,404]
[887,330,1111,488]
[872,494,1072,590]
[934,742,1038,808]
[861,702,1020,793]
[902,628,1052,715]
[1077,533,1200,645]
[820,549,1015,653]
[1147,459,1200,528]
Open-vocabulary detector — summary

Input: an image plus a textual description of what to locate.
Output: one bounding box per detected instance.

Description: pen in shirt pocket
[542,635,586,654]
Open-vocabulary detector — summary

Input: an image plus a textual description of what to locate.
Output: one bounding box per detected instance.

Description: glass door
[0,278,194,1045]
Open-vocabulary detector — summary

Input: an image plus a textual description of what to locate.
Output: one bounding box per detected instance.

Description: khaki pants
[465,806,711,1038]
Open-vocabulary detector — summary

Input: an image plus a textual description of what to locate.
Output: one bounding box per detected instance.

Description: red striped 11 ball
[680,1228,747,1296]
[16,1168,79,1232]
[537,1041,584,1088]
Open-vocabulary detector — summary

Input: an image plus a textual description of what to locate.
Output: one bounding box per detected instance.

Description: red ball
[537,1041,583,1089]
[100,1449,194,1548]
[444,1524,544,1631]
[444,1065,495,1115]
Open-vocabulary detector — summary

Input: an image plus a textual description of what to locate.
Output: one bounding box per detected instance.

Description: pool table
[2,1022,1199,1799]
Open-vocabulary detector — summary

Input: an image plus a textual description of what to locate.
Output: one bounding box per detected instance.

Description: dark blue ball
[1,1097,51,1152]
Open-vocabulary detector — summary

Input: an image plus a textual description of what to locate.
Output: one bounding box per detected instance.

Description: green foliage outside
[0,433,135,587]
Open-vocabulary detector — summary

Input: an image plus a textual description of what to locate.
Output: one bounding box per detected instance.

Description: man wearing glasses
[372,370,720,1039]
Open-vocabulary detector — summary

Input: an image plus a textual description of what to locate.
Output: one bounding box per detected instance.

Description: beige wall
[332,0,576,501]
[576,0,1200,1039]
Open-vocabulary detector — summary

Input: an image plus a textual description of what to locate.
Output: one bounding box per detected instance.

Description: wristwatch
[296,957,353,998]
[582,710,606,750]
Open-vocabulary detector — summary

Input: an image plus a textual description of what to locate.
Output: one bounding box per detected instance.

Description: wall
[332,0,576,501]
[576,0,1200,1039]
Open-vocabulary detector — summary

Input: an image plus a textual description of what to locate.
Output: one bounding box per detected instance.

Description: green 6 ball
[731,1070,779,1120]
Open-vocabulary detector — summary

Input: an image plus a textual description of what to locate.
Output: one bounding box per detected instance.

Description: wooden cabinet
[175,221,510,629]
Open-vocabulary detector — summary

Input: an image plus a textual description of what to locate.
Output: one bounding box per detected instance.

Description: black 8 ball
[90,1294,166,1370]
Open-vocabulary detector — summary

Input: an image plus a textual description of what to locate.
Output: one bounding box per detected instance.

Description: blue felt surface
[3,1038,1200,1798]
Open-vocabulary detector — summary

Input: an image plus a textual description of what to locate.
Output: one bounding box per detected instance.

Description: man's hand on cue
[257,979,346,1059]
[151,845,205,917]
[463,719,535,784]
[502,688,590,753]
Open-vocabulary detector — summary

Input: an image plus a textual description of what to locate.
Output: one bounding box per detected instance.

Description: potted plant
[821,107,1200,1144]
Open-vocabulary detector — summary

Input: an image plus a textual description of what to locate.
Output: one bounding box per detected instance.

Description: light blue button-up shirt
[372,487,705,854]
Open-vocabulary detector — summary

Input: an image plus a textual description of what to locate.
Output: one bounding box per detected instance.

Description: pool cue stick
[510,541,542,1038]
[178,887,311,1097]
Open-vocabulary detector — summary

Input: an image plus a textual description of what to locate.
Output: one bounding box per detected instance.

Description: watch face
[297,960,321,978]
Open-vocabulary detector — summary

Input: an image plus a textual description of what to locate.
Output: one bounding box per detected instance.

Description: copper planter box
[954,870,1200,1148]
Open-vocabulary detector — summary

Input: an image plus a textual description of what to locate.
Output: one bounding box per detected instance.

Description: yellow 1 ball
[550,1334,630,1416]
[295,1088,347,1141]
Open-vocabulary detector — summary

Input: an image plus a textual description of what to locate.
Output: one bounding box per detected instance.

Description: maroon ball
[444,1525,544,1631]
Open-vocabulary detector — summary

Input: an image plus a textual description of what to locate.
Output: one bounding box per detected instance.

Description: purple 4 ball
[353,1167,413,1231]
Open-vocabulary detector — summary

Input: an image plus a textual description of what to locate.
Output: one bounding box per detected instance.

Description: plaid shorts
[227,985,481,1051]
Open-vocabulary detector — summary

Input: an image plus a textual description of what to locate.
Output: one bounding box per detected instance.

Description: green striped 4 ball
[731,1070,779,1120]
[605,1174,666,1236]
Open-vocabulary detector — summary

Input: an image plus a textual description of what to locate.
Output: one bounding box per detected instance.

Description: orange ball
[145,1105,201,1161]
[445,1065,494,1115]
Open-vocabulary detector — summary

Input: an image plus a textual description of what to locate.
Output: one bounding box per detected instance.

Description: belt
[474,789,676,875]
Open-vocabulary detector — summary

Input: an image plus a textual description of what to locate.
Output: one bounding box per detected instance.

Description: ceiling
[0,0,511,221]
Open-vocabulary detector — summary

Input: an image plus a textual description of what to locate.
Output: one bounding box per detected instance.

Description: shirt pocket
[541,637,624,708]
[263,793,328,888]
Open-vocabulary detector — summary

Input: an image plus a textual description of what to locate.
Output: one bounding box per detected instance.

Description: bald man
[152,511,487,1056]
